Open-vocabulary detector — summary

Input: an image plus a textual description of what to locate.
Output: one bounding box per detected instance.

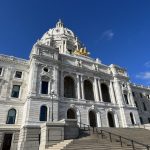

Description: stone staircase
[62,133,133,150]
[45,127,150,150]
[46,139,73,150]
[97,127,150,145]
[62,127,150,150]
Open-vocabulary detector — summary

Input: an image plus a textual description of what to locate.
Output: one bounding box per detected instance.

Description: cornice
[131,83,150,91]
[0,54,29,66]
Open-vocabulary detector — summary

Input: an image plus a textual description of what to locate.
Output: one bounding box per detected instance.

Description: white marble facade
[0,20,149,149]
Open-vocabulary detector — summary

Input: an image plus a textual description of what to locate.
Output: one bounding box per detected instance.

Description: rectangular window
[135,101,138,109]
[124,94,129,104]
[11,85,20,98]
[143,102,147,111]
[132,92,135,97]
[41,81,48,94]
[15,71,22,78]
[0,67,3,75]
[140,93,143,98]
[147,95,149,99]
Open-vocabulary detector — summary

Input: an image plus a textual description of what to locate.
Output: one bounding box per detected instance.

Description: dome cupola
[40,20,83,55]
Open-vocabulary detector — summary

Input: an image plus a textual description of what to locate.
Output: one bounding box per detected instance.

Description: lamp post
[50,90,55,122]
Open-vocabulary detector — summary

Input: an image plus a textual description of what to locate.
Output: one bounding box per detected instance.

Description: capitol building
[0,20,150,150]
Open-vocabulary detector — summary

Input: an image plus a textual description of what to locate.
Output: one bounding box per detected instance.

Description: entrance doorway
[2,134,13,150]
[67,108,76,119]
[89,111,97,127]
[108,112,115,127]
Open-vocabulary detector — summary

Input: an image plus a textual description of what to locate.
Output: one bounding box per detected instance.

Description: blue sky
[0,0,150,86]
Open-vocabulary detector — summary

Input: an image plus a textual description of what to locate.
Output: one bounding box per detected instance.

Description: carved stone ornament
[40,66,54,80]
[91,105,95,109]
[75,59,82,67]
[70,104,75,108]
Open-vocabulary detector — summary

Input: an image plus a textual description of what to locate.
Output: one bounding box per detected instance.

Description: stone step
[46,139,73,150]
[62,127,150,150]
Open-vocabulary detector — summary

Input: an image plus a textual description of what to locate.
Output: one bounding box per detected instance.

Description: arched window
[89,110,97,127]
[64,76,75,98]
[130,112,135,125]
[84,80,94,100]
[67,108,76,119]
[40,106,47,121]
[6,109,16,124]
[107,112,115,127]
[101,83,111,102]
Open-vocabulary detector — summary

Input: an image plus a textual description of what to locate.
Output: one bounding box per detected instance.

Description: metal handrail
[78,122,90,131]
[96,128,150,150]
[77,122,150,150]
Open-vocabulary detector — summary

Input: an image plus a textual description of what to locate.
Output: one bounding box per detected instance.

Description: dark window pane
[6,109,16,124]
[0,68,2,75]
[132,92,135,97]
[135,101,138,109]
[11,85,20,98]
[143,102,147,111]
[15,71,22,78]
[140,117,143,124]
[64,76,75,98]
[101,83,111,103]
[130,113,135,125]
[41,81,48,94]
[124,94,129,104]
[40,106,47,121]
[140,93,143,98]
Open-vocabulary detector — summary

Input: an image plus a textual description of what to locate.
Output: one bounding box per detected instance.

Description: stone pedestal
[64,119,79,139]
[17,125,40,150]
[39,119,79,150]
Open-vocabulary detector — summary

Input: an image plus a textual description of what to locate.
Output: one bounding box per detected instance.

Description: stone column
[127,83,135,107]
[2,67,12,98]
[94,77,99,102]
[80,75,84,99]
[113,78,127,127]
[109,81,116,104]
[60,70,64,97]
[28,59,38,96]
[98,78,103,102]
[77,74,81,100]
[53,66,58,96]
[113,78,124,105]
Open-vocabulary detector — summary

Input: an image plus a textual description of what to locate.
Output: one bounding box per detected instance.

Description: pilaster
[113,78,127,127]
[76,74,81,100]
[109,81,116,104]
[97,78,103,102]
[94,77,99,102]
[80,75,84,99]
[127,83,135,107]
[28,59,38,96]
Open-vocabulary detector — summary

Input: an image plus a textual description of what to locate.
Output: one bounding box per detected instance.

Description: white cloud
[101,30,114,40]
[136,72,150,80]
[144,61,150,68]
